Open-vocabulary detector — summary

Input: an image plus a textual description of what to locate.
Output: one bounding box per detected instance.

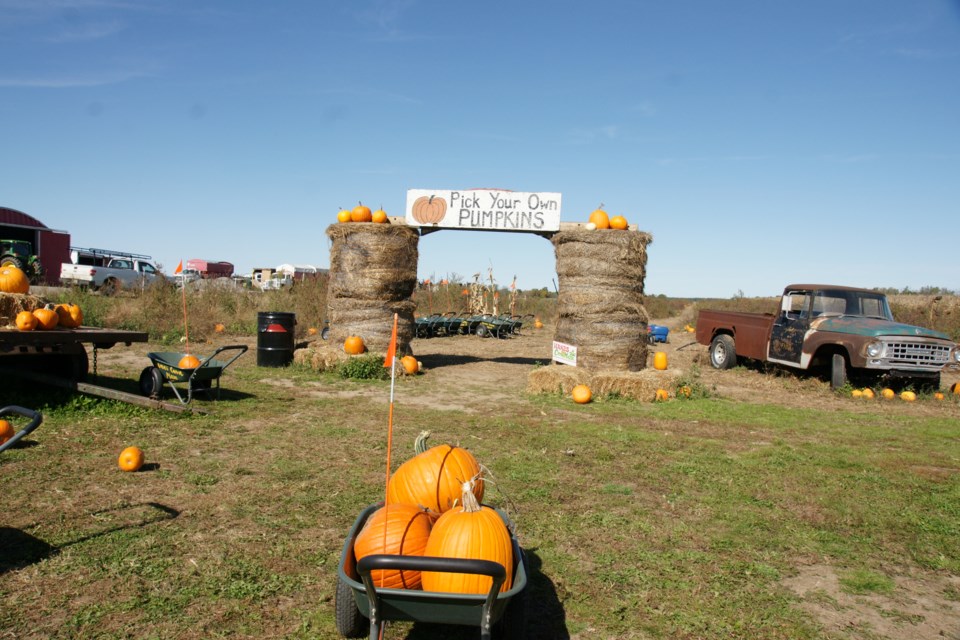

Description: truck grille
[884,340,952,367]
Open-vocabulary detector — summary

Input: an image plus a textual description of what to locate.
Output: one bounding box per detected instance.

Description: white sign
[405,189,562,232]
[552,341,577,366]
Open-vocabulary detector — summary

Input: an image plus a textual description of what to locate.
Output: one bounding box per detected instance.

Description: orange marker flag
[383,313,398,367]
[175,260,183,274]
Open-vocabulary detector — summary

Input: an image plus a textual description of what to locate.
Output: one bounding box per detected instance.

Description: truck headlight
[953,347,960,363]
[865,341,884,358]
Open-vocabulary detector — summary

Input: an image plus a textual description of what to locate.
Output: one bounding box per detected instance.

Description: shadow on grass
[403,548,568,640]
[419,354,546,369]
[0,502,179,575]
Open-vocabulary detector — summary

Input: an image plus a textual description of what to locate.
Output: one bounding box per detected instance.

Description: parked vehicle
[60,250,166,294]
[695,284,960,390]
[185,259,234,279]
[1,239,43,282]
[251,268,293,291]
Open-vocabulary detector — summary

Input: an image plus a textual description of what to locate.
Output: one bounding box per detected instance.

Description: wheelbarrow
[138,345,248,404]
[0,406,42,455]
[335,503,528,640]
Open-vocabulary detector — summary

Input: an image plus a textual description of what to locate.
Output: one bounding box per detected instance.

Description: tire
[100,278,121,296]
[334,576,368,638]
[830,353,848,390]
[1,255,24,269]
[709,334,737,370]
[139,367,164,399]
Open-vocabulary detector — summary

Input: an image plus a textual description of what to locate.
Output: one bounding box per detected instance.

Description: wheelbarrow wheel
[139,366,164,399]
[334,576,368,638]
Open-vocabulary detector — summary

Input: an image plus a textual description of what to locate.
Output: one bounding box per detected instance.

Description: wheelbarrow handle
[199,344,249,369]
[357,554,506,639]
[0,405,43,454]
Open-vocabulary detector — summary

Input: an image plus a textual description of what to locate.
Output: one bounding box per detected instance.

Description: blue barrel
[257,312,296,367]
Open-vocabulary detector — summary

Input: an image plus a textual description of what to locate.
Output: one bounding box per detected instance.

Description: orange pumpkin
[354,503,433,589]
[118,446,144,472]
[571,384,592,404]
[881,388,895,399]
[655,388,669,402]
[0,419,14,445]
[214,323,225,333]
[934,392,945,401]
[421,480,514,595]
[900,391,917,402]
[861,388,876,399]
[351,202,372,222]
[372,208,389,224]
[653,351,668,370]
[337,209,352,223]
[344,335,366,355]
[386,432,483,515]
[55,303,83,328]
[411,195,447,224]
[0,265,30,294]
[588,206,610,230]
[33,305,59,330]
[609,215,628,230]
[307,327,318,336]
[178,354,201,369]
[15,310,37,331]
[401,355,419,375]
[951,382,960,395]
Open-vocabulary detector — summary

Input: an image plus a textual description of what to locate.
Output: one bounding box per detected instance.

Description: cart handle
[357,554,506,638]
[0,406,43,455]
[197,344,249,370]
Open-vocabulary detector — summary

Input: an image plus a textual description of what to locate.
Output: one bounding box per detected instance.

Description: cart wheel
[139,367,164,399]
[334,576,368,638]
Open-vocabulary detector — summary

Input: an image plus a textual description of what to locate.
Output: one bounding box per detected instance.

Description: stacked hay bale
[552,228,652,370]
[295,223,419,370]
[0,293,45,327]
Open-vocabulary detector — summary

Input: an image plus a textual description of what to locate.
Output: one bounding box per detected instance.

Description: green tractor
[1,239,43,283]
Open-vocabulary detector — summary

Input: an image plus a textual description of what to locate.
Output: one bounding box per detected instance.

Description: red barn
[0,206,71,285]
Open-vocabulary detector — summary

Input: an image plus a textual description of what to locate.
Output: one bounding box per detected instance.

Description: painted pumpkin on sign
[412,195,447,224]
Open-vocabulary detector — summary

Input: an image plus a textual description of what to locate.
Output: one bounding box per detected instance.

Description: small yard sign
[552,341,577,366]
[406,189,562,232]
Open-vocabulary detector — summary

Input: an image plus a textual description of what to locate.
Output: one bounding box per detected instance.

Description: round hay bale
[552,229,653,371]
[326,223,419,354]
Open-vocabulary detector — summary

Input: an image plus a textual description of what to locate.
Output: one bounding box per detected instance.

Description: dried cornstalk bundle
[325,223,419,354]
[552,229,653,371]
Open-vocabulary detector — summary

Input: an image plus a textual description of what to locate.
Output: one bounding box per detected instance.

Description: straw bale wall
[324,223,419,354]
[527,363,680,402]
[552,229,653,371]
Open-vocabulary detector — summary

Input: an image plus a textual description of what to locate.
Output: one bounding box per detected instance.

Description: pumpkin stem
[460,480,482,513]
[414,431,431,455]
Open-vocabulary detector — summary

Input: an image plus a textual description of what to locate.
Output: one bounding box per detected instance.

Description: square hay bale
[527,364,682,401]
[293,343,351,372]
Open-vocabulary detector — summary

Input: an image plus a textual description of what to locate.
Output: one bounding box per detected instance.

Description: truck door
[768,290,811,366]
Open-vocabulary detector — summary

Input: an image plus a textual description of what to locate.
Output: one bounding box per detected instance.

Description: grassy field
[2,285,959,639]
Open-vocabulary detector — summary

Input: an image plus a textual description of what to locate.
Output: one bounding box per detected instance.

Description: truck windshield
[812,290,893,320]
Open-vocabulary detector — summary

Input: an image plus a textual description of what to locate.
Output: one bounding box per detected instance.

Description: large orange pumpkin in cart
[178,354,201,369]
[0,420,14,445]
[411,195,447,224]
[421,481,514,595]
[353,503,433,590]
[386,432,483,515]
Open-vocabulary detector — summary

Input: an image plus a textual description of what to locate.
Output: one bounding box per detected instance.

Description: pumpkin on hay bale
[552,228,653,371]
[325,223,418,356]
[527,364,681,402]
[0,292,46,328]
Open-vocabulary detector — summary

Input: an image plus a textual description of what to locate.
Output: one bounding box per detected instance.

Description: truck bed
[695,310,775,361]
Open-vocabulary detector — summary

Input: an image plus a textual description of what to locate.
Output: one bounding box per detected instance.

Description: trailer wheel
[830,353,848,390]
[139,367,164,399]
[334,576,368,638]
[709,335,737,370]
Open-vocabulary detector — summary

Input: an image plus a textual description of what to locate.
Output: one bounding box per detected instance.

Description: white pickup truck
[60,257,166,294]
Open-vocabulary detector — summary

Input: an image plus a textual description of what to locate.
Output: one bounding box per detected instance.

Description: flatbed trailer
[0,327,149,380]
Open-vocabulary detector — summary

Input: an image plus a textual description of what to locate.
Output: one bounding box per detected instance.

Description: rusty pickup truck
[695,284,959,390]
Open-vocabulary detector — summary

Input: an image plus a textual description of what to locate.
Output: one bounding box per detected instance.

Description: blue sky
[2,0,958,297]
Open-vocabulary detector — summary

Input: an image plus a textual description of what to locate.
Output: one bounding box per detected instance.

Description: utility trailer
[0,327,148,381]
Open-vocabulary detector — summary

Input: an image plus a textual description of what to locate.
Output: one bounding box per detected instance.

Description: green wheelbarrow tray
[335,503,528,640]
[139,345,248,405]
[0,406,42,455]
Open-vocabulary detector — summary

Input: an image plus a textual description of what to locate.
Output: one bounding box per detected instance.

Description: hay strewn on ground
[527,363,680,401]
[322,222,419,354]
[552,229,653,371]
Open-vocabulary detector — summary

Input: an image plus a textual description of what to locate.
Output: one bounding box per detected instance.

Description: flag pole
[175,260,189,353]
[380,313,399,593]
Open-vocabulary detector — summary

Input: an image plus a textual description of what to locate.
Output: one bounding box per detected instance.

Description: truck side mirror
[781,296,792,314]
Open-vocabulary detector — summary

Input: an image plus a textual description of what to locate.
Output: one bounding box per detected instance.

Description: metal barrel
[257,312,296,367]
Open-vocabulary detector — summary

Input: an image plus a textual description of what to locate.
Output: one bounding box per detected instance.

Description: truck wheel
[830,353,848,390]
[1,255,24,270]
[709,335,737,370]
[100,278,121,296]
[334,576,368,638]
